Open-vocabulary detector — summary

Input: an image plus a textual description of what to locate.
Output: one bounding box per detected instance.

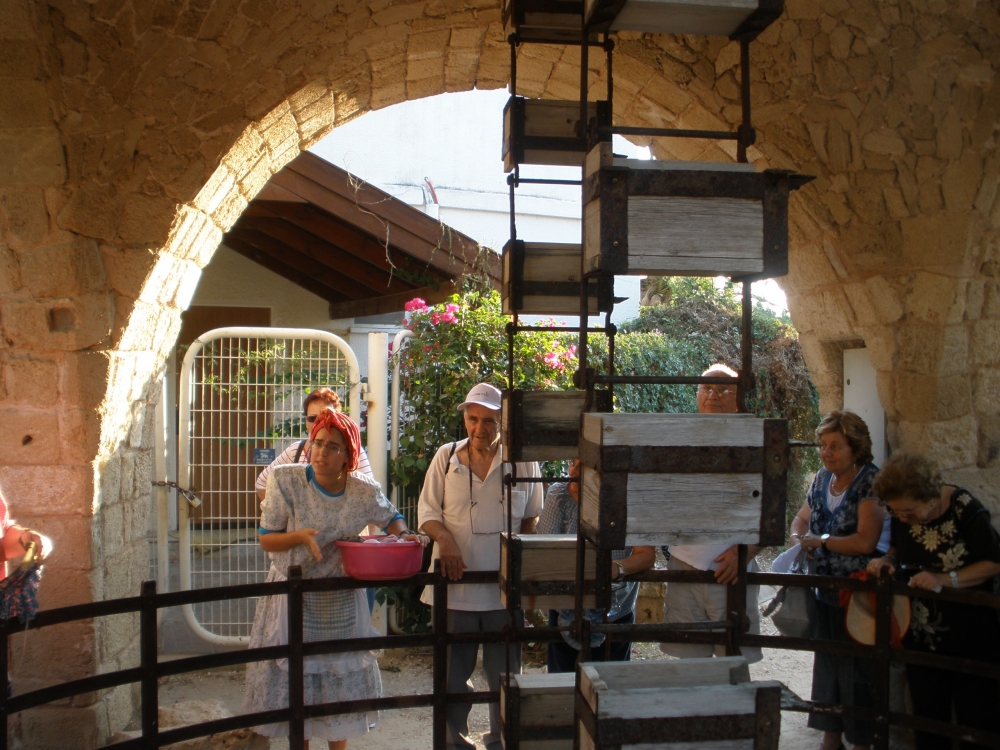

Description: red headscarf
[309,407,362,473]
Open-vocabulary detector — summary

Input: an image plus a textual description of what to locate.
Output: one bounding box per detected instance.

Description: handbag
[761,545,817,639]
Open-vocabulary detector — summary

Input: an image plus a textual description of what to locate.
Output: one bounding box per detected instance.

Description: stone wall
[0,0,997,745]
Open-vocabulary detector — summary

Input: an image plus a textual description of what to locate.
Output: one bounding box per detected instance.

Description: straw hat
[845,589,911,646]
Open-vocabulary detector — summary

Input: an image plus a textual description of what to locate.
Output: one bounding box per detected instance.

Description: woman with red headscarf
[243,408,428,749]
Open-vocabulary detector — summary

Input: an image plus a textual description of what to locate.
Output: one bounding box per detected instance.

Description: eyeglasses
[879,498,936,520]
[312,440,347,455]
[699,386,732,397]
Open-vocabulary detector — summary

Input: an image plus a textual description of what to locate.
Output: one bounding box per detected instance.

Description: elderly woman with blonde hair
[868,451,1000,749]
[787,409,889,750]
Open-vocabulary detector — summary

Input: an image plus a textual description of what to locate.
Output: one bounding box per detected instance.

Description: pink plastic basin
[335,536,423,580]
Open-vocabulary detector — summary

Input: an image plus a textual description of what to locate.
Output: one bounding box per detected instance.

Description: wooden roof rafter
[222,152,500,320]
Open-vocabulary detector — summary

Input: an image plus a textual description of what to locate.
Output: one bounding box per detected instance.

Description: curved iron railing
[1,566,998,749]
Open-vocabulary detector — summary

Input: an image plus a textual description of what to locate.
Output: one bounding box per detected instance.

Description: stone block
[59,407,101,465]
[864,275,903,324]
[896,324,968,377]
[895,372,971,422]
[0,78,53,128]
[103,548,133,600]
[1,189,49,247]
[16,237,106,298]
[4,355,58,405]
[118,193,177,245]
[101,503,125,557]
[0,407,59,465]
[975,368,1000,416]
[895,416,978,471]
[0,464,93,517]
[56,183,124,241]
[901,212,977,273]
[904,273,967,325]
[31,567,97,609]
[61,351,111,409]
[98,453,122,511]
[21,703,108,750]
[17,514,97,571]
[971,319,1000,366]
[0,127,67,187]
[10,618,96,682]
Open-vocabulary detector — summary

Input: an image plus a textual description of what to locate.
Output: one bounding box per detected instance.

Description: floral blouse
[807,462,880,606]
[893,488,1000,654]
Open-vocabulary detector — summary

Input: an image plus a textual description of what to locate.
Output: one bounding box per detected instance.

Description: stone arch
[1,0,999,745]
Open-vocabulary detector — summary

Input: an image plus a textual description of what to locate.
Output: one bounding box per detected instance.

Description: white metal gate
[178,327,362,645]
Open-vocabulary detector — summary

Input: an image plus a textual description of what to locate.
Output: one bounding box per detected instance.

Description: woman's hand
[866,556,897,576]
[799,533,823,551]
[909,571,947,591]
[296,529,323,562]
[400,531,431,547]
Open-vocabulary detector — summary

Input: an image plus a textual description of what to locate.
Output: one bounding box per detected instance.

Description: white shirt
[417,439,543,611]
[669,543,734,572]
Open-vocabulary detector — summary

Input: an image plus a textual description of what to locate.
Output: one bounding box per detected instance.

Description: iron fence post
[725,544,749,657]
[872,569,892,750]
[433,561,448,750]
[288,565,305,750]
[140,580,158,750]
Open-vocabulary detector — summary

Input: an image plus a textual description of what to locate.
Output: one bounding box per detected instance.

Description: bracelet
[613,561,626,579]
[949,570,959,588]
[884,554,898,566]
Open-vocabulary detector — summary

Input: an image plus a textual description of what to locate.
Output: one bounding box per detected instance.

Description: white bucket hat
[458,383,502,412]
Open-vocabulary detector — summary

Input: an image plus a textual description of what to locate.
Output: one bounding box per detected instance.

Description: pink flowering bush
[391,288,575,490]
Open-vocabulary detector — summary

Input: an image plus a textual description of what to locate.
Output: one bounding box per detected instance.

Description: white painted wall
[843,348,886,466]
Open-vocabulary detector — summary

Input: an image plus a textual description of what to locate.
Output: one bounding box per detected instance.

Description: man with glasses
[660,363,763,662]
[417,383,543,750]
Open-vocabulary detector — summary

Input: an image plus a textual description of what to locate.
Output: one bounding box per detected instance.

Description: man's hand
[713,545,758,585]
[436,536,467,580]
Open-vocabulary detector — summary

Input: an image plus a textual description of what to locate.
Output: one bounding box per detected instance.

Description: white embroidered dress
[242,464,401,741]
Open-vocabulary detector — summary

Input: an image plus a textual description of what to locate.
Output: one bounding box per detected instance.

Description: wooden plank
[583,199,602,274]
[613,159,756,173]
[596,683,759,720]
[627,196,764,275]
[522,243,584,281]
[626,473,762,545]
[582,413,764,447]
[328,281,458,319]
[516,535,596,580]
[580,658,750,713]
[609,0,758,36]
[240,214,413,295]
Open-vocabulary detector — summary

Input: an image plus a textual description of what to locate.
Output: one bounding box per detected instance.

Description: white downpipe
[179,327,362,646]
[390,329,415,505]
[366,332,389,493]
[154,375,170,596]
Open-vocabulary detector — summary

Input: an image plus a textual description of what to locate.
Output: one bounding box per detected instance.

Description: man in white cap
[418,382,543,750]
[661,363,763,663]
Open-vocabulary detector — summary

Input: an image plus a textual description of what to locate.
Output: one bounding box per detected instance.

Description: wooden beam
[226,226,369,300]
[327,281,459,319]
[238,214,412,296]
[224,235,349,304]
[247,201,449,288]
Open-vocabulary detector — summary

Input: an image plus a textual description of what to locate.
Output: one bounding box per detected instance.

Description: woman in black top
[869,451,1000,750]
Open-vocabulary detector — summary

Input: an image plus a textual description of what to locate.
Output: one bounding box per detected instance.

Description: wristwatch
[949,570,959,588]
[820,534,831,551]
[613,561,626,579]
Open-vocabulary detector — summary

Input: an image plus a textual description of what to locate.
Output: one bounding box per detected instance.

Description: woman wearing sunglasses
[244,408,428,748]
[256,387,373,502]
[868,451,1000,749]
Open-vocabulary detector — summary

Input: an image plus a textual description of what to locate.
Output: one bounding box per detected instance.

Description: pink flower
[430,312,441,325]
[440,312,457,324]
[445,303,460,314]
[543,351,563,370]
[568,345,577,356]
[404,297,428,312]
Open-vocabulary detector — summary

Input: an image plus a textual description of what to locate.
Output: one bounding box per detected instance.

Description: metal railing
[2,567,998,749]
